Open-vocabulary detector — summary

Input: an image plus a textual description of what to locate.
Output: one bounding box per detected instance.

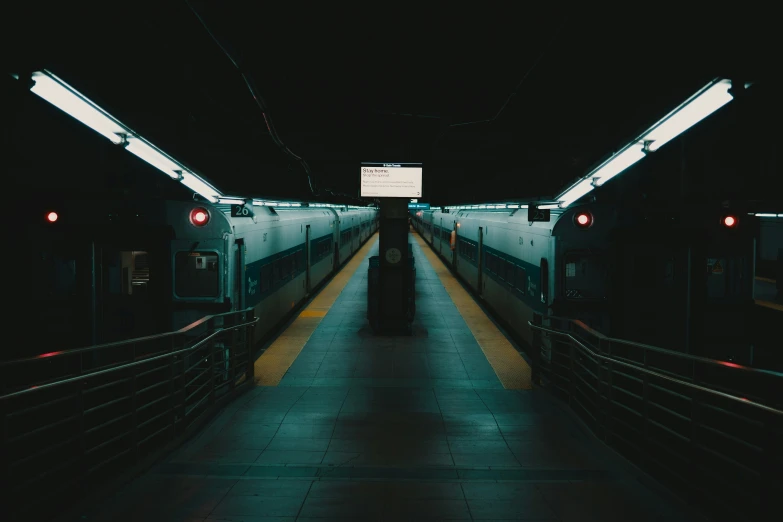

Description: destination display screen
[360,162,422,198]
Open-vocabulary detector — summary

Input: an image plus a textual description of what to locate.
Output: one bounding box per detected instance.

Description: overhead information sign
[360,162,422,198]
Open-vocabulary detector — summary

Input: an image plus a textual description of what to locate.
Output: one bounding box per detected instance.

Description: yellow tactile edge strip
[254,233,379,386]
[412,232,532,390]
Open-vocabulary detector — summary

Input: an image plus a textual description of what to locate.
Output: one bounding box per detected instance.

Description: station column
[369,198,415,333]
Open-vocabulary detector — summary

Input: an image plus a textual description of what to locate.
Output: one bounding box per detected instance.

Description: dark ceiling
[7,2,778,205]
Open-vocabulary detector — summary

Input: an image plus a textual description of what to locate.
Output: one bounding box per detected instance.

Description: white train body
[29,199,378,351]
[413,203,757,361]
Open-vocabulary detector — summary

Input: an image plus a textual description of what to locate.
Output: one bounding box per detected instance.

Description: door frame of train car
[352,215,358,254]
[478,226,484,297]
[234,238,246,310]
[439,217,443,256]
[452,223,458,269]
[305,225,312,293]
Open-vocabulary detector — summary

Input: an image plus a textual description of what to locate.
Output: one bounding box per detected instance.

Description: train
[412,202,759,363]
[25,198,378,355]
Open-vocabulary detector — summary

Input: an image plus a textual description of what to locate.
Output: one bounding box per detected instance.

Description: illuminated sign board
[360,162,422,198]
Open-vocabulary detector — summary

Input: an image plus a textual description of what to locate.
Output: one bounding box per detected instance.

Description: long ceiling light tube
[25,70,222,202]
[555,78,736,208]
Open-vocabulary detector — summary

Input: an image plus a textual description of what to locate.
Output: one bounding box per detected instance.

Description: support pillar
[368,198,415,333]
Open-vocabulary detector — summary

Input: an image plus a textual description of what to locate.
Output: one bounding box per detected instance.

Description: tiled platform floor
[83,235,704,521]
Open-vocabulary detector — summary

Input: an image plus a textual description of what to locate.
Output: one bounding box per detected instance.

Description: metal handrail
[0,317,258,402]
[0,307,257,366]
[544,315,783,378]
[529,321,783,417]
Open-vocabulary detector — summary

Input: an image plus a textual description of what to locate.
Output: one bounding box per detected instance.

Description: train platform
[82,232,703,522]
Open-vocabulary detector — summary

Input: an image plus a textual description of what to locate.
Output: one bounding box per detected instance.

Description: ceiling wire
[432,14,568,146]
[185,0,363,203]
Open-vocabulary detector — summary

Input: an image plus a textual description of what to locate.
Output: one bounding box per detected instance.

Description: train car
[25,198,378,355]
[413,203,757,362]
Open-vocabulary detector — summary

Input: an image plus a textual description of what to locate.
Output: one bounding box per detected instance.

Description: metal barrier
[0,308,258,521]
[529,313,783,522]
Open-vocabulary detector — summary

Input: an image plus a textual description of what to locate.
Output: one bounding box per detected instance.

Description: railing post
[641,347,650,468]
[130,341,139,463]
[759,414,782,521]
[531,313,542,386]
[246,311,255,383]
[178,334,187,433]
[169,333,177,440]
[688,360,702,506]
[209,319,216,406]
[598,337,611,443]
[1,386,8,517]
[78,351,87,495]
[567,340,576,408]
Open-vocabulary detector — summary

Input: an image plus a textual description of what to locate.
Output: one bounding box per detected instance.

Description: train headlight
[574,212,593,229]
[190,207,210,226]
[46,211,58,223]
[722,215,737,228]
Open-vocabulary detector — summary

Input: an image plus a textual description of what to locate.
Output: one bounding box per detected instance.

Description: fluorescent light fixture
[590,143,646,187]
[643,80,733,152]
[755,213,777,217]
[218,197,245,205]
[779,214,783,218]
[556,178,596,207]
[550,79,737,208]
[538,204,561,210]
[29,71,126,144]
[125,138,182,179]
[25,69,229,203]
[180,172,219,203]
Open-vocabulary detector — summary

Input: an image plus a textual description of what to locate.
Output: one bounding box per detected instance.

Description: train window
[285,254,293,276]
[506,261,515,285]
[174,251,219,298]
[296,249,305,272]
[515,266,527,291]
[132,252,150,294]
[260,263,271,292]
[540,258,549,304]
[275,258,283,280]
[563,252,607,299]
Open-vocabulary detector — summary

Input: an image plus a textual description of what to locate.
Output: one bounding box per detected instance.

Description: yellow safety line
[755,299,783,313]
[755,276,776,284]
[253,233,379,386]
[412,233,532,390]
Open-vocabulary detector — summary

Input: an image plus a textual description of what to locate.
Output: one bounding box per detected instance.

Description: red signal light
[190,208,210,226]
[46,211,58,223]
[723,215,737,228]
[574,212,593,228]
